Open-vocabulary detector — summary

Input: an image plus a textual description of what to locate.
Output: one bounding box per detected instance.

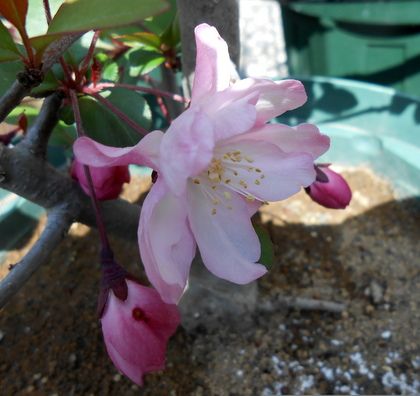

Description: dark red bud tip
[151,170,158,184]
[132,307,147,321]
[306,166,352,209]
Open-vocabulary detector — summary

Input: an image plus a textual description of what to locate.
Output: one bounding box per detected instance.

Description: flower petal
[139,179,196,304]
[218,139,316,202]
[186,182,266,284]
[238,123,330,159]
[73,131,163,170]
[215,78,307,125]
[204,90,258,141]
[191,23,231,103]
[159,108,215,196]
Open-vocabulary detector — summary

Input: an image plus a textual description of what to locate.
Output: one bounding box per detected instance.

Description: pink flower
[71,158,130,200]
[101,280,180,386]
[73,23,330,304]
[305,165,352,209]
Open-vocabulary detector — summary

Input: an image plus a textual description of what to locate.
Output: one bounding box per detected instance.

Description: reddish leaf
[0,0,28,35]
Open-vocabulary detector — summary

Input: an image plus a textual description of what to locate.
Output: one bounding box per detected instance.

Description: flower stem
[79,30,101,80]
[86,91,149,136]
[68,89,111,252]
[88,82,189,104]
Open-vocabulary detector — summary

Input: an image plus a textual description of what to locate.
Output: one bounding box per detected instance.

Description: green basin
[276,76,420,197]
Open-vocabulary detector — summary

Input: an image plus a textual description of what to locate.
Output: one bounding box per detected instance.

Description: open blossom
[101,279,180,386]
[74,23,330,304]
[305,165,352,209]
[71,158,130,200]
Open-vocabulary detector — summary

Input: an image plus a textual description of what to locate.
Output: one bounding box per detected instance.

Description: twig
[0,144,140,240]
[0,71,43,124]
[261,295,346,314]
[89,82,189,104]
[21,91,63,157]
[0,205,73,308]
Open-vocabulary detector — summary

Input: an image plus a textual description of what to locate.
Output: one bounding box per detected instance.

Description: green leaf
[0,21,21,62]
[254,225,274,269]
[117,32,162,51]
[0,61,21,96]
[125,48,165,77]
[160,10,180,48]
[47,0,169,34]
[78,88,152,147]
[142,0,176,35]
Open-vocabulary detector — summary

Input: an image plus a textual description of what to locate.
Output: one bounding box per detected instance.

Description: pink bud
[71,159,130,200]
[101,280,180,386]
[306,166,352,209]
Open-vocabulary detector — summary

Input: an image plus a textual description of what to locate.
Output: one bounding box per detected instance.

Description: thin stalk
[87,91,148,136]
[89,82,189,104]
[42,0,52,23]
[42,0,73,84]
[79,30,101,79]
[68,89,111,251]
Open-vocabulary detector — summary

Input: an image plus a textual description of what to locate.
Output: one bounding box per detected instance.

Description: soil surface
[0,167,419,395]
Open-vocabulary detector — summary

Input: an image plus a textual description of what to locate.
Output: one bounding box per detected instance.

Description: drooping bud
[100,279,180,386]
[305,165,352,209]
[71,158,130,200]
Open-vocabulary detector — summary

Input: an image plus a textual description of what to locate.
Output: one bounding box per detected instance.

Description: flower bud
[305,165,352,209]
[100,280,180,386]
[71,159,130,200]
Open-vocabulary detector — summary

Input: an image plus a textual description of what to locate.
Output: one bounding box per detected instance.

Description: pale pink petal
[73,131,164,170]
[186,182,266,284]
[212,78,307,125]
[138,179,196,304]
[237,123,330,159]
[217,139,316,202]
[159,108,214,196]
[204,91,258,141]
[191,23,231,103]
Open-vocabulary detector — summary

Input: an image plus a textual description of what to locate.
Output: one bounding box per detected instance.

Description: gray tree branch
[0,144,140,240]
[176,0,240,97]
[0,206,73,309]
[0,33,83,124]
[20,91,64,158]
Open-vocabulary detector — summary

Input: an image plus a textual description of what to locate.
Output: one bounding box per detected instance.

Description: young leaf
[0,21,21,62]
[116,32,162,51]
[47,0,169,34]
[125,48,165,77]
[254,225,274,269]
[0,0,28,36]
[79,88,152,147]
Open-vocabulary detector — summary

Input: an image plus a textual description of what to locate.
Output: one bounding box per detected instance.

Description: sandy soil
[0,167,419,395]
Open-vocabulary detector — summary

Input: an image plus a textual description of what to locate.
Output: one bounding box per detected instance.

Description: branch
[0,33,83,124]
[0,206,73,309]
[261,295,346,314]
[20,91,63,157]
[0,70,43,124]
[176,0,240,97]
[0,144,140,240]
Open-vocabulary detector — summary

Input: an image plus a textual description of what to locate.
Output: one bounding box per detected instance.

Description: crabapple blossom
[73,23,330,304]
[305,165,352,209]
[101,279,180,386]
[71,158,130,200]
